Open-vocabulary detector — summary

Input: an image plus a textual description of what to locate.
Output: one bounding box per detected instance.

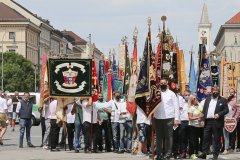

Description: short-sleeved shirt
[188,105,203,127]
[12,96,21,112]
[82,100,97,124]
[93,101,110,121]
[7,98,13,113]
[0,97,7,113]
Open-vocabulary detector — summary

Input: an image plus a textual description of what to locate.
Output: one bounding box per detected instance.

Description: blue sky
[16,0,240,75]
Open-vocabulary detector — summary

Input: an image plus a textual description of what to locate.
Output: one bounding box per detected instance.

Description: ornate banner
[211,65,219,86]
[237,78,240,106]
[49,59,92,97]
[224,118,237,133]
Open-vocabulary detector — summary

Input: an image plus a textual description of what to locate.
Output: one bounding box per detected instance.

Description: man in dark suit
[198,86,229,160]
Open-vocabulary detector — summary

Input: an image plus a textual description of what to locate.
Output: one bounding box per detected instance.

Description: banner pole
[151,115,154,160]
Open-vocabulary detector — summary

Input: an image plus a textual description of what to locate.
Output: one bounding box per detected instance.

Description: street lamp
[34,64,37,92]
[1,30,7,91]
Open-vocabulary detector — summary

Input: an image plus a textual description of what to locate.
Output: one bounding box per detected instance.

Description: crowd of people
[0,79,239,160]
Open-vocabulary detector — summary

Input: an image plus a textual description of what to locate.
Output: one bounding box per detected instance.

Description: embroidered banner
[49,59,92,97]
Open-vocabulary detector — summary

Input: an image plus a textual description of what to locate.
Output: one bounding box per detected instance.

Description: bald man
[198,86,229,160]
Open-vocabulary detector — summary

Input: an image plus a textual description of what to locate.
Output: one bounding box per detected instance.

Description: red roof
[0,2,27,21]
[62,31,87,45]
[226,12,240,24]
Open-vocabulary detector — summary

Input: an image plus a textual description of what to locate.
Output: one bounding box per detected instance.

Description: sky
[15,0,240,75]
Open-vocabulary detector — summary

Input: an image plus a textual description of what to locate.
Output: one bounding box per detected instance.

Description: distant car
[9,92,41,126]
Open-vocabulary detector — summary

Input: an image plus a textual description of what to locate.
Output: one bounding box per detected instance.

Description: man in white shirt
[108,91,121,153]
[154,79,180,160]
[198,86,229,160]
[66,103,75,151]
[0,91,8,145]
[118,96,132,154]
[48,98,61,151]
[82,97,98,153]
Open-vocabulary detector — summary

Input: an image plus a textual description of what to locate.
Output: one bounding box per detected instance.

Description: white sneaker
[136,152,145,156]
[43,145,49,150]
[223,149,228,155]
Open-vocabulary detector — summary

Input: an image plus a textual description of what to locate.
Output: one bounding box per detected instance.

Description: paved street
[0,125,240,160]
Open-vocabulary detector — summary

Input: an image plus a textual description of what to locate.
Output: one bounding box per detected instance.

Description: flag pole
[147,17,155,160]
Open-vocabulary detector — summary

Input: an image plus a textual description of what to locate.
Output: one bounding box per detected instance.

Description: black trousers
[172,126,180,154]
[178,121,189,154]
[229,121,240,150]
[97,120,111,151]
[202,119,223,157]
[49,119,60,149]
[154,118,174,156]
[83,122,97,150]
[66,123,75,150]
[189,126,203,155]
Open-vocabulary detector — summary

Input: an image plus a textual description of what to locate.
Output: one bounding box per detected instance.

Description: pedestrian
[154,78,180,160]
[108,91,121,153]
[11,91,21,132]
[0,91,8,145]
[179,90,190,159]
[188,94,204,159]
[6,95,13,129]
[66,103,75,151]
[82,97,98,153]
[71,98,83,153]
[42,100,51,150]
[135,107,150,156]
[222,103,234,154]
[93,93,112,152]
[16,92,35,148]
[198,86,229,160]
[118,95,133,154]
[228,88,240,152]
[48,98,61,151]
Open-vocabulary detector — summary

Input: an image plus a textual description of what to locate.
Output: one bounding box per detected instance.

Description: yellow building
[0,2,40,65]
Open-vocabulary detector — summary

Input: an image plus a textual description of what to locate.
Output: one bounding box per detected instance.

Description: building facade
[214,11,240,95]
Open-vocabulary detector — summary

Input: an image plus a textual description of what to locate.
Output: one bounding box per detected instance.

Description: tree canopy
[0,52,39,92]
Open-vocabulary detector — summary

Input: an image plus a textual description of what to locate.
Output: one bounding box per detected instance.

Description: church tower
[198,3,212,52]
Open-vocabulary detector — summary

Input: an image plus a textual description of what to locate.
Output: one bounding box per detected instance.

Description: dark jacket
[201,96,229,126]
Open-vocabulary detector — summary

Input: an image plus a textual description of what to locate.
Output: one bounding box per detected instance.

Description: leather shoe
[197,153,207,159]
[212,155,218,160]
[28,143,35,147]
[118,150,124,154]
[19,144,23,148]
[163,155,171,160]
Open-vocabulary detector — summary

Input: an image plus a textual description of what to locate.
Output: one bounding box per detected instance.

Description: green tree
[0,52,39,92]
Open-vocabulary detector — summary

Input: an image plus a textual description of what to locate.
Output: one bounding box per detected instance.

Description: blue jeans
[74,123,82,150]
[111,122,120,150]
[119,121,133,150]
[19,118,32,145]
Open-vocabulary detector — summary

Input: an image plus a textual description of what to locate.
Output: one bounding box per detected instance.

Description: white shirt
[108,99,121,123]
[180,102,189,121]
[66,104,75,123]
[154,89,180,121]
[44,102,50,119]
[7,98,13,113]
[118,101,132,123]
[48,100,58,119]
[0,97,7,113]
[82,100,97,123]
[136,107,150,125]
[225,104,234,118]
[206,98,218,119]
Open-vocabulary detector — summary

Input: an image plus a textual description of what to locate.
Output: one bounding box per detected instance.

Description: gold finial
[147,17,152,27]
[161,15,167,31]
[133,26,138,43]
